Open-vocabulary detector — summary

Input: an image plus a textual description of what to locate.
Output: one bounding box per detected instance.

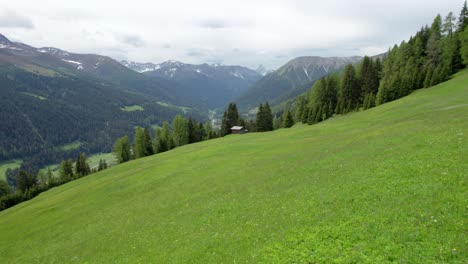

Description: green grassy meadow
[0,71,467,263]
[120,105,144,112]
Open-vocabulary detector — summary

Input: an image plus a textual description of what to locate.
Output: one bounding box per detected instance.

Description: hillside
[0,70,466,263]
[0,33,208,168]
[122,60,262,108]
[236,56,362,110]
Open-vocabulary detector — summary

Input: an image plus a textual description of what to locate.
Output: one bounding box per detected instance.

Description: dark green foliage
[282,110,294,128]
[16,169,37,192]
[0,65,188,172]
[113,135,132,163]
[461,27,468,65]
[60,159,74,179]
[172,115,189,147]
[340,64,360,113]
[98,159,108,171]
[134,127,154,159]
[154,122,173,153]
[273,115,280,130]
[458,1,468,32]
[0,180,11,197]
[143,128,154,156]
[221,103,240,136]
[75,153,91,177]
[133,127,146,159]
[256,102,273,132]
[188,118,203,144]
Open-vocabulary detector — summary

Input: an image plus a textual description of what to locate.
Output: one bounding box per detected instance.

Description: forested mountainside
[0,34,205,169]
[236,56,362,110]
[121,60,262,108]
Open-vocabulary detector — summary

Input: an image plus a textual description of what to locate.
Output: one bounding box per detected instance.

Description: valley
[0,69,466,262]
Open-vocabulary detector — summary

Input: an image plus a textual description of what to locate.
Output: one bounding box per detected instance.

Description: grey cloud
[198,19,251,29]
[199,19,228,29]
[186,49,205,57]
[0,11,34,29]
[119,35,145,47]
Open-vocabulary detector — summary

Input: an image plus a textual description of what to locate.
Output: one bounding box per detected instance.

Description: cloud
[0,10,34,29]
[118,34,145,48]
[197,18,252,29]
[0,0,462,69]
[186,49,205,57]
[51,9,95,21]
[199,19,228,29]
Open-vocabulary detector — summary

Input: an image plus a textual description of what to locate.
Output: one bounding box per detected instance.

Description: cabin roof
[231,126,244,130]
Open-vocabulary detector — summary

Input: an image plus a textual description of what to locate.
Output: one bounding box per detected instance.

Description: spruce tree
[75,153,90,177]
[282,109,294,128]
[98,159,108,171]
[256,103,264,131]
[133,127,145,159]
[172,115,189,147]
[341,64,360,113]
[457,1,468,32]
[221,103,240,136]
[461,27,468,65]
[17,170,36,192]
[113,135,131,163]
[143,128,154,156]
[273,115,280,130]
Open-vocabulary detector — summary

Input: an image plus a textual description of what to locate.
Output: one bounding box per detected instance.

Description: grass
[0,160,22,181]
[0,70,467,263]
[156,100,191,113]
[120,105,144,112]
[59,141,81,151]
[20,92,47,100]
[86,152,117,170]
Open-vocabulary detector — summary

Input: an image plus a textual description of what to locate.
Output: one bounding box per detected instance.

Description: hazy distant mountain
[121,60,262,108]
[236,56,362,110]
[255,64,274,76]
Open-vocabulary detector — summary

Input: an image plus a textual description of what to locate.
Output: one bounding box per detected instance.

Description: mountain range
[236,56,363,110]
[0,32,364,168]
[121,60,262,108]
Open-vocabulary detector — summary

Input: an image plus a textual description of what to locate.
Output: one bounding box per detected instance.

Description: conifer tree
[143,128,154,156]
[154,122,173,154]
[340,64,360,113]
[172,115,189,147]
[75,153,90,177]
[17,169,36,192]
[221,103,240,136]
[113,135,131,163]
[133,127,146,159]
[461,27,468,65]
[282,109,294,128]
[273,115,280,130]
[98,159,108,171]
[0,180,10,197]
[457,1,468,32]
[60,159,74,179]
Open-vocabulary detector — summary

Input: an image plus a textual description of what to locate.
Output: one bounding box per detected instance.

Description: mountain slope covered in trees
[0,69,466,262]
[0,34,206,170]
[236,56,362,110]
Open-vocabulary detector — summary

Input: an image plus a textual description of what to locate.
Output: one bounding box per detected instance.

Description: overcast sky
[0,0,464,69]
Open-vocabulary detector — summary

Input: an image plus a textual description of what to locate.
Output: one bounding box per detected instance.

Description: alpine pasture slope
[0,70,467,263]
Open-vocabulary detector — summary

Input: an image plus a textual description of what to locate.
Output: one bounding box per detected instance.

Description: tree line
[292,3,468,125]
[0,152,107,211]
[114,115,219,164]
